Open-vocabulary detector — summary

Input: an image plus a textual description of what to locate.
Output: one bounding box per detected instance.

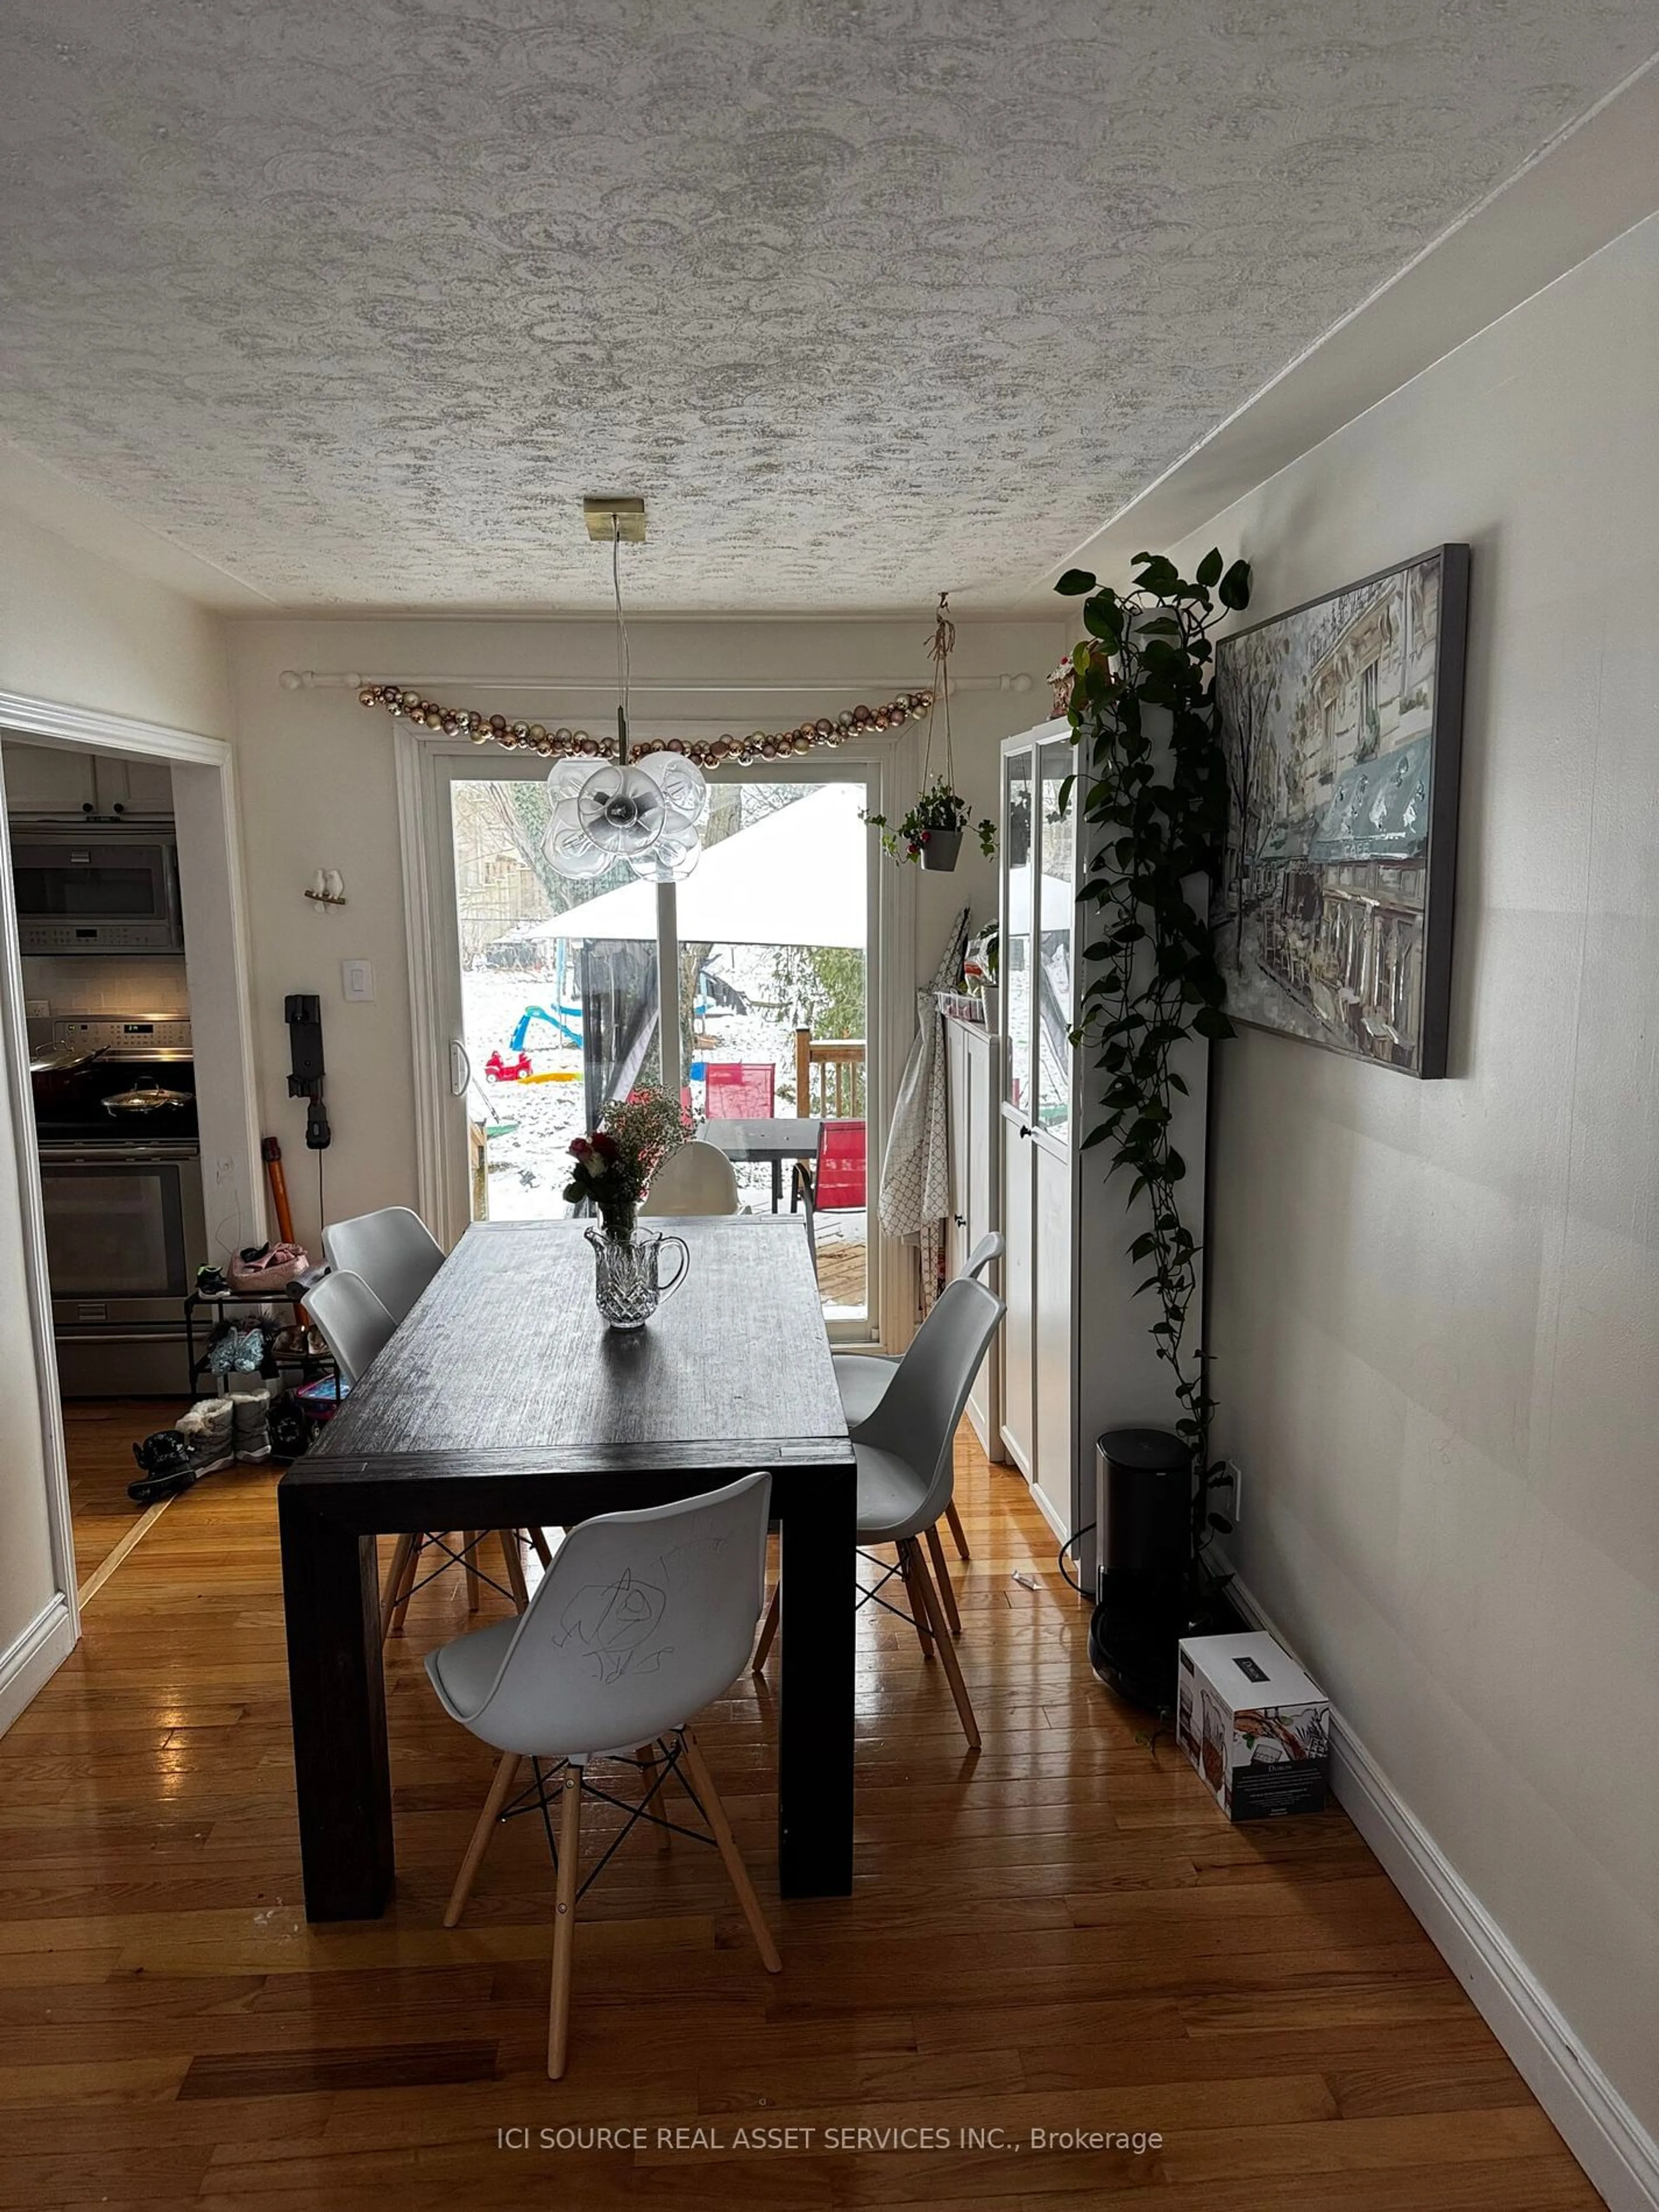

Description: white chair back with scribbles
[431,1473,770,1758]
[322,1205,445,1325]
[426,1471,781,2077]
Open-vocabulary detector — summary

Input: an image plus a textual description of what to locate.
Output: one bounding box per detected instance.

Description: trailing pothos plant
[1055,546,1250,1582]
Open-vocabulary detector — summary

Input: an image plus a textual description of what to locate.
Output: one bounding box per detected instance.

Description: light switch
[341,959,375,1002]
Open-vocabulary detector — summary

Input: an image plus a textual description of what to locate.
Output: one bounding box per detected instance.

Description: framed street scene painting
[1212,543,1469,1078]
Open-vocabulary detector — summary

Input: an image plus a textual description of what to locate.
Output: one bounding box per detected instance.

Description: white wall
[223,614,1062,1258]
[1161,213,1659,2157]
[0,509,235,1716]
[0,758,67,1723]
[0,510,231,736]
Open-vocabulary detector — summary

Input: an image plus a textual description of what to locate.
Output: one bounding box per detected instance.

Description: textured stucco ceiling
[0,2,1654,612]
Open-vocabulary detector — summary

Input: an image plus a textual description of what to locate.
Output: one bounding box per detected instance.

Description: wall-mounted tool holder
[284,992,331,1150]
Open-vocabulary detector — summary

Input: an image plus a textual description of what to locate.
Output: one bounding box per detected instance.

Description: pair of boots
[127,1391,270,1505]
[186,1390,271,1469]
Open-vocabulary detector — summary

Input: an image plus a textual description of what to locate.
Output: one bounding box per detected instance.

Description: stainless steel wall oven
[31,1019,202,1396]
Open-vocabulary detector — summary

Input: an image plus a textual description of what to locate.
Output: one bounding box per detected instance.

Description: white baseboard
[1225,1570,1658,2212]
[1025,1469,1069,1546]
[0,1594,76,1738]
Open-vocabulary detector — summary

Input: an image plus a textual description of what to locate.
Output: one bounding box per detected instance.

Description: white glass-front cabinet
[994,720,1211,1586]
[943,1009,1001,1457]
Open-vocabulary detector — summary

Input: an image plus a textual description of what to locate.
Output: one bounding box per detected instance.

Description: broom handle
[261,1136,298,1246]
[260,1136,311,1335]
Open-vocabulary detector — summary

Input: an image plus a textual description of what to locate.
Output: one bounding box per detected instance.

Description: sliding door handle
[449,1040,471,1098]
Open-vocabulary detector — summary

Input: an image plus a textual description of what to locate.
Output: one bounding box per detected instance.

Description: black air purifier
[1087,1427,1192,1710]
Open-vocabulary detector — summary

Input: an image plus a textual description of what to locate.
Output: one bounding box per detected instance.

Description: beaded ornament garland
[356,683,935,768]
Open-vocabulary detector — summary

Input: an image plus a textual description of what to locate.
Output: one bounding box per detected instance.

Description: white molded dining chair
[322,1205,445,1325]
[831,1231,1003,1576]
[849,1274,1003,1748]
[427,1471,781,2077]
[755,1274,1003,1746]
[640,1141,742,1217]
[308,1268,545,1641]
[304,1267,396,1386]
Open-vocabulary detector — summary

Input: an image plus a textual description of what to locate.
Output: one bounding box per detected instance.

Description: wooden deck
[814,1235,866,1309]
[0,1403,1599,2210]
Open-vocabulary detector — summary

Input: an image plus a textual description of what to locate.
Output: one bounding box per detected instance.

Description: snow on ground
[461,949,866,1306]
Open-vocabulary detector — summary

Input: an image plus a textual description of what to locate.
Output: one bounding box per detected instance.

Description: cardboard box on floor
[1177,1631,1331,1821]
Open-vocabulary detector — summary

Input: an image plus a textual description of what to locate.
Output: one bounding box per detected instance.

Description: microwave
[10,827,183,953]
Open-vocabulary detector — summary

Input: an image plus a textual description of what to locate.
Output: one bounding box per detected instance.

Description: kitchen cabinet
[994,720,1211,1590]
[3,742,173,819]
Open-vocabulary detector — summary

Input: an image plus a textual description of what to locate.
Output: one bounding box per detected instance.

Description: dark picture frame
[1211,543,1469,1079]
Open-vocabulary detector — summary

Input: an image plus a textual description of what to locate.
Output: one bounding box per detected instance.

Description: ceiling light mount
[583,495,648,543]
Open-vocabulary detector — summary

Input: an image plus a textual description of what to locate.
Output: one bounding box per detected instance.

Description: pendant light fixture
[541,504,710,883]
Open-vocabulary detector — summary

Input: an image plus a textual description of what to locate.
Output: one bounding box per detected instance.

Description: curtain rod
[277,669,1035,696]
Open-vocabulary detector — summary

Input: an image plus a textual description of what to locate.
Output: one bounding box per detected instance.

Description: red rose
[591,1131,620,1162]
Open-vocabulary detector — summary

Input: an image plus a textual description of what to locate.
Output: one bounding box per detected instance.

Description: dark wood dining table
[277,1215,856,1922]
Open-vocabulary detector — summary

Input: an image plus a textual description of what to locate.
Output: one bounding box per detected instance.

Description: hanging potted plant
[867,775,997,871]
[863,595,995,872]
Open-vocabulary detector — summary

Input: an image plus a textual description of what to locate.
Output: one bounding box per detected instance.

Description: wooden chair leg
[443,1750,521,1928]
[528,1527,553,1570]
[906,1538,980,1751]
[679,1729,782,1974]
[897,1541,936,1660]
[499,1529,530,1612]
[379,1532,415,1643]
[464,1532,482,1613]
[926,1521,963,1637]
[388,1534,425,1637]
[751,1583,779,1675]
[547,1764,583,2080]
[946,1497,971,1562]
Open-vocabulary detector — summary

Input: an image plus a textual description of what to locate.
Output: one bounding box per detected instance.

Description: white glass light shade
[542,752,709,883]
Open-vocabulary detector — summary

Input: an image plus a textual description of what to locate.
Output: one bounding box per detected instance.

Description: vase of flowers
[563,1086,695,1326]
[862,776,996,871]
[584,1221,690,1329]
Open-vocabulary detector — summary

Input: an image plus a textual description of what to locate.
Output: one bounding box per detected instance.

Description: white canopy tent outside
[524,780,867,948]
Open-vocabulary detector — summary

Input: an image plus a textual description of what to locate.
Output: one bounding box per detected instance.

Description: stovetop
[31,1017,197,1144]
[35,1016,191,1062]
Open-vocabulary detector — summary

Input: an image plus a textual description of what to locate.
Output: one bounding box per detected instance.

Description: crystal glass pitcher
[585,1223,690,1329]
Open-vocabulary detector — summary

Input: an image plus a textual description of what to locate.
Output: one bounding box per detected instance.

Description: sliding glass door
[441,755,875,1328]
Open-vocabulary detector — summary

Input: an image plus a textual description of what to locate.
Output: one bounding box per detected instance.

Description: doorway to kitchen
[0,691,261,1703]
[428,754,878,1335]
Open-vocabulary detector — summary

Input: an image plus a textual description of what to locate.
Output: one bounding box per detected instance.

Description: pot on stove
[101,1078,195,1117]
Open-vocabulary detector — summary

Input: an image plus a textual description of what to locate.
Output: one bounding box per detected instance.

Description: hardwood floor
[63,1397,191,1595]
[0,1421,1599,2210]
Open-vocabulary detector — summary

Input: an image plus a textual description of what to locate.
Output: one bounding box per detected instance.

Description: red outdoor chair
[704,1062,776,1119]
[791,1119,866,1255]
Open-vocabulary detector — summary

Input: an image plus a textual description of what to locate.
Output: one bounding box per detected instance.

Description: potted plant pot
[920,828,962,872]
